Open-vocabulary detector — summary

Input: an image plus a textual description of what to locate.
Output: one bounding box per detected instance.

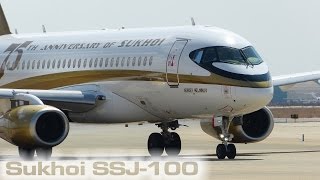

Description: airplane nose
[235,86,274,114]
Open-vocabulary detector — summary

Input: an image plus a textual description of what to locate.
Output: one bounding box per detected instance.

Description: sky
[0,0,319,76]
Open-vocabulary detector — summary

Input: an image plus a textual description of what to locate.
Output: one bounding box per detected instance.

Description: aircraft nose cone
[235,86,274,114]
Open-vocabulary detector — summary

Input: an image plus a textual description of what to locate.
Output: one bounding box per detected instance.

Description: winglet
[0,4,11,36]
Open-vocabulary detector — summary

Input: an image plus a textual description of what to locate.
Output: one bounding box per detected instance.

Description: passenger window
[138,57,142,66]
[99,58,103,67]
[32,60,35,69]
[57,59,61,68]
[105,58,109,67]
[42,60,46,69]
[121,57,125,67]
[132,57,136,66]
[149,56,153,66]
[17,62,20,70]
[68,59,71,68]
[37,60,41,69]
[127,57,131,66]
[78,59,82,68]
[83,59,87,68]
[89,58,93,68]
[116,57,120,67]
[47,60,51,69]
[110,58,114,67]
[27,60,30,69]
[143,57,147,66]
[73,59,76,68]
[63,59,66,68]
[94,58,98,68]
[52,59,56,68]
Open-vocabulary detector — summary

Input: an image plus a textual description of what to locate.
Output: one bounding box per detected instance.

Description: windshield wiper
[240,50,254,68]
[246,59,254,68]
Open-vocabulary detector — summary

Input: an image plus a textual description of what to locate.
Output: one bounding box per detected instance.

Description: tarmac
[0,119,320,180]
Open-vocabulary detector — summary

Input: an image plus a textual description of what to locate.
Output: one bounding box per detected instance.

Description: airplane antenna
[42,25,46,33]
[14,28,18,34]
[191,17,196,26]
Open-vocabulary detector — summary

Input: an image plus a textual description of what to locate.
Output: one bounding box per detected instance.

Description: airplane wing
[0,88,107,113]
[0,88,106,104]
[272,71,320,86]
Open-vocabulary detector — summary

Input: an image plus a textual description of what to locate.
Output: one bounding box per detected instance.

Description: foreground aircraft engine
[201,107,274,143]
[0,105,69,159]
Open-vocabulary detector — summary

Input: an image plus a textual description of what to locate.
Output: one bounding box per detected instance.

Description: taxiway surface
[0,120,319,179]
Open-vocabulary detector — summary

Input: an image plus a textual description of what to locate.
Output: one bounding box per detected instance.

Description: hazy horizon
[1,0,319,76]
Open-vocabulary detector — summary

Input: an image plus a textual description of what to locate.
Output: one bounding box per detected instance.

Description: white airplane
[0,5,319,160]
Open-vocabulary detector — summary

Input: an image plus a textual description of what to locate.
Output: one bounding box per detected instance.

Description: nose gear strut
[216,116,237,159]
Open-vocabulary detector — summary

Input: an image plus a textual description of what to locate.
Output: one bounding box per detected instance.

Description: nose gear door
[166,40,188,87]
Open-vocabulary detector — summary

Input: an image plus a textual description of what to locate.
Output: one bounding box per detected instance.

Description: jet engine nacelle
[0,105,69,148]
[201,107,274,143]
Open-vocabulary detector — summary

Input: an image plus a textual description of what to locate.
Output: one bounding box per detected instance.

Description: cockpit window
[241,46,263,65]
[216,47,246,64]
[202,48,219,63]
[190,46,247,66]
[190,46,263,67]
[193,49,203,64]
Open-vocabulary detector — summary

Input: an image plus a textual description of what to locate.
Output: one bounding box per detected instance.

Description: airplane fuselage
[0,26,273,123]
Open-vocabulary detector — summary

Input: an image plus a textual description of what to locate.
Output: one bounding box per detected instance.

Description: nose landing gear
[216,116,237,159]
[216,143,237,159]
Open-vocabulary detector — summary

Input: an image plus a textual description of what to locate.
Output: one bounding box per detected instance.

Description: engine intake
[0,105,69,148]
[229,107,274,143]
[35,112,66,143]
[201,107,274,143]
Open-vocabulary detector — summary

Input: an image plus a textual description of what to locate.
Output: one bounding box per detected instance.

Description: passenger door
[166,40,188,87]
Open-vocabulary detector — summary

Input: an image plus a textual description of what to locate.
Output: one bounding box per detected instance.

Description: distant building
[270,86,287,105]
[270,81,320,106]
